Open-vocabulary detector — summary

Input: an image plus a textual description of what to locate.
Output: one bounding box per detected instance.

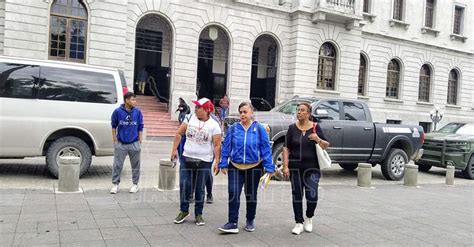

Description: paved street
[0,140,473,246]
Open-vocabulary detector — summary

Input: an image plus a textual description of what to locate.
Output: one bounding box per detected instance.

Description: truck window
[315,101,340,120]
[39,66,117,104]
[0,63,40,99]
[343,102,367,121]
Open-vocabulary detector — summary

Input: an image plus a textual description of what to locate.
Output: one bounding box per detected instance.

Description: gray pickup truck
[224,97,425,181]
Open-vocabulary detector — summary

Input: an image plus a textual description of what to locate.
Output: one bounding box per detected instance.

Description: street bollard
[404,163,418,187]
[158,159,177,191]
[357,163,372,187]
[446,165,455,185]
[58,156,81,192]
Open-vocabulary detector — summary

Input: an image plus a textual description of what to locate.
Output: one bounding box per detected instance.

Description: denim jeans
[227,164,263,224]
[290,168,321,224]
[179,159,211,216]
[191,170,213,197]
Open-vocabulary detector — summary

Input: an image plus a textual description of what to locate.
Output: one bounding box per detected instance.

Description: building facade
[0,0,472,130]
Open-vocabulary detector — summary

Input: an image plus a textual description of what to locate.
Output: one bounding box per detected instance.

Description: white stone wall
[2,0,48,59]
[0,0,472,126]
[0,0,5,54]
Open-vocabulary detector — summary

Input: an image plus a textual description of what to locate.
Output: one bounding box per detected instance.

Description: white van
[0,56,128,177]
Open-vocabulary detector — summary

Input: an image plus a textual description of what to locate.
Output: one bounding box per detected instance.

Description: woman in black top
[282,102,329,235]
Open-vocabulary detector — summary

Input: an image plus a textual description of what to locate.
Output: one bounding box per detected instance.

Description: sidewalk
[1,183,472,246]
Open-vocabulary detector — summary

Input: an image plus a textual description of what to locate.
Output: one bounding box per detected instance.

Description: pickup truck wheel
[461,155,474,180]
[381,148,408,181]
[339,163,358,171]
[417,163,432,172]
[46,136,92,178]
[272,143,288,181]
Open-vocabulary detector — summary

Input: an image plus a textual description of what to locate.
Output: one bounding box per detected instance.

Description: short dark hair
[297,102,312,113]
[238,101,254,111]
[124,92,136,102]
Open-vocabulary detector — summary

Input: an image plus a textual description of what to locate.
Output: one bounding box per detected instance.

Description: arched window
[49,0,88,62]
[386,59,400,98]
[447,69,459,105]
[418,64,431,102]
[358,54,367,95]
[317,43,336,90]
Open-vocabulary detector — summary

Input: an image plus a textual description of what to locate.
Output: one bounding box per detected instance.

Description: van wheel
[461,155,474,180]
[381,148,408,181]
[46,136,92,178]
[339,163,358,171]
[272,143,288,181]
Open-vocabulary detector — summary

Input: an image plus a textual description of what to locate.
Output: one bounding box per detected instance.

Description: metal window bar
[198,39,214,60]
[386,61,400,98]
[425,0,434,28]
[358,55,366,95]
[327,0,354,8]
[393,0,403,20]
[418,67,430,102]
[252,47,259,65]
[135,29,163,52]
[453,6,463,34]
[363,0,369,13]
[447,71,458,105]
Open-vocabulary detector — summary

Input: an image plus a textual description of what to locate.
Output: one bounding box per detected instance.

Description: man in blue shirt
[110,92,144,194]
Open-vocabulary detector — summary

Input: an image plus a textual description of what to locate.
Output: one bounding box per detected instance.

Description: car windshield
[271,99,315,115]
[456,124,474,135]
[437,123,466,134]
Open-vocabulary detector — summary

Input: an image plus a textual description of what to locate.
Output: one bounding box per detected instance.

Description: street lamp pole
[429,107,443,131]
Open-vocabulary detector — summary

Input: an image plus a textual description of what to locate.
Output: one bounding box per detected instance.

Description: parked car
[416,122,474,179]
[0,56,128,177]
[224,97,425,181]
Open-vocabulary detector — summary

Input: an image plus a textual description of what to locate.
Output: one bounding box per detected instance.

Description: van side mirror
[312,109,329,122]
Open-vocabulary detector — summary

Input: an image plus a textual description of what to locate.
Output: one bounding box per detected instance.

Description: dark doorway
[134,15,172,103]
[250,35,278,111]
[197,26,229,106]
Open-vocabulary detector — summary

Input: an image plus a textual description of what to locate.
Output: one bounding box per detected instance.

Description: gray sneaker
[173,211,189,224]
[195,215,205,226]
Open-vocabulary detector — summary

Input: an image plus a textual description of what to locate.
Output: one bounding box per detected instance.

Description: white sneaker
[304,217,313,232]
[110,184,119,194]
[291,223,304,235]
[129,184,139,193]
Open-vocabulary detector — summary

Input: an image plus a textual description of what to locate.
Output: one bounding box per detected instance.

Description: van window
[39,66,117,104]
[0,63,40,99]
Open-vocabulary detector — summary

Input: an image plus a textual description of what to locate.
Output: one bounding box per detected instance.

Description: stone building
[0,0,472,130]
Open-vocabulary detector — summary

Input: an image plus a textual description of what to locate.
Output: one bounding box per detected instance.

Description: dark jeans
[192,170,213,197]
[227,164,263,224]
[290,168,321,224]
[179,160,211,216]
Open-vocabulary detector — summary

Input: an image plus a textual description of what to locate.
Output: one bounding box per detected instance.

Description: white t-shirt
[183,114,222,162]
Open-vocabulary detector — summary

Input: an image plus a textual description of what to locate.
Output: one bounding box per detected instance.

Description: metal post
[58,156,81,193]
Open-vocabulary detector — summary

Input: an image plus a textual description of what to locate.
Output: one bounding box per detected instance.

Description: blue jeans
[290,168,321,223]
[179,160,211,216]
[227,164,263,224]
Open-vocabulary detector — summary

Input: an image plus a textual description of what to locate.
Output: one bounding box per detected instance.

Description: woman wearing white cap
[171,97,222,226]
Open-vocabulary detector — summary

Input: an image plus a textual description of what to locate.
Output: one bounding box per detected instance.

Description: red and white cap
[192,97,214,113]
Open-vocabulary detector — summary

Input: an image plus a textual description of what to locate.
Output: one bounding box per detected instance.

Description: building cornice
[362,31,474,56]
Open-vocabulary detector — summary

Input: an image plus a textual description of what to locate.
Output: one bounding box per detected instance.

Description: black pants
[290,168,321,224]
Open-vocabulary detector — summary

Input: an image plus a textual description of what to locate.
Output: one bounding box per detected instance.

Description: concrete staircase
[135,95,179,137]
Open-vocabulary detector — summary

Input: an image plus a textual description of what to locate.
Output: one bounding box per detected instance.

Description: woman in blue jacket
[216,102,275,234]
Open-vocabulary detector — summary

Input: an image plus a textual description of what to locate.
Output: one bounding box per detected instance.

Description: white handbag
[316,143,332,169]
[312,123,332,169]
